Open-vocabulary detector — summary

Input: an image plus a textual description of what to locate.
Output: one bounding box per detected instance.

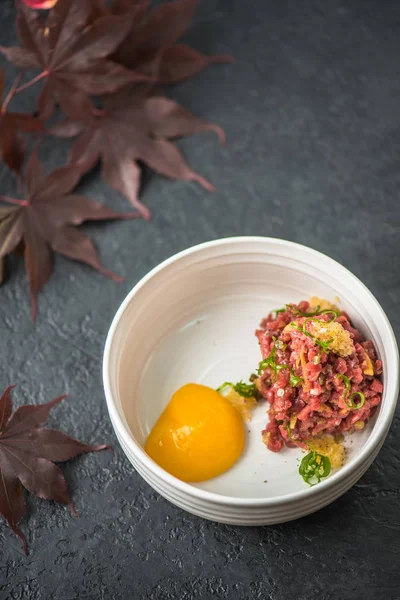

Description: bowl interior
[107,239,395,500]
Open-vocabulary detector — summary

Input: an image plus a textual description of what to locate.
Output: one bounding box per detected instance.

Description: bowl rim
[103,236,399,507]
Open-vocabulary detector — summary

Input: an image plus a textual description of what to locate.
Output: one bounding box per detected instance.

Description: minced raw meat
[255,300,383,453]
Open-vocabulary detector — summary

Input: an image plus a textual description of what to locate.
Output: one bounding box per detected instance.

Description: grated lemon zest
[225,389,257,422]
[309,296,340,312]
[262,431,270,447]
[309,436,345,469]
[309,320,354,357]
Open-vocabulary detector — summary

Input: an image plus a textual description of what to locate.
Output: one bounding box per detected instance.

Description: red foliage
[0,0,232,316]
[0,385,109,554]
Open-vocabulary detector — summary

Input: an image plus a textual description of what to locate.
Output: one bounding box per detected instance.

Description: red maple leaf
[0,68,43,174]
[0,149,139,319]
[0,385,109,554]
[1,0,148,118]
[50,85,225,219]
[109,0,234,85]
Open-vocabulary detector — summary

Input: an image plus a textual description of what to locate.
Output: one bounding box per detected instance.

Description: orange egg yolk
[145,383,245,482]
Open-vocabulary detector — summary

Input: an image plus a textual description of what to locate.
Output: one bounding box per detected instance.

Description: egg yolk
[145,383,245,482]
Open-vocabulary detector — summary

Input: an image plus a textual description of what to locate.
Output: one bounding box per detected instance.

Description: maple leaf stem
[208,55,235,66]
[100,268,124,284]
[1,71,24,113]
[0,196,28,207]
[15,71,48,95]
[20,532,28,555]
[69,502,79,517]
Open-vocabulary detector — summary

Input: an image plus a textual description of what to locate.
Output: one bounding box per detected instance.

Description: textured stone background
[1,0,400,598]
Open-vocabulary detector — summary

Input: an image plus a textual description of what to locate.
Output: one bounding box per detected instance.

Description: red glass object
[22,0,58,8]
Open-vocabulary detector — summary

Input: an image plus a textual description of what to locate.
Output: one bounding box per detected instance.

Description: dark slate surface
[0,0,400,598]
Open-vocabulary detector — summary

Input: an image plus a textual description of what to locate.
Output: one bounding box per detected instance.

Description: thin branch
[1,72,24,113]
[15,71,48,94]
[0,196,28,207]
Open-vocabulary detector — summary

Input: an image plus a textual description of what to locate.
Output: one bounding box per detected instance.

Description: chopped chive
[217,380,256,398]
[290,321,333,353]
[257,343,302,387]
[347,391,365,409]
[216,381,234,393]
[271,306,286,318]
[234,381,257,398]
[335,374,365,409]
[304,310,338,324]
[287,303,321,317]
[289,372,303,387]
[285,424,294,440]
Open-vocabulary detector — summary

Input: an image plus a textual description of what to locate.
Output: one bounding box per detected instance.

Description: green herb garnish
[347,391,365,409]
[288,303,321,317]
[257,359,271,376]
[216,382,233,394]
[217,381,256,398]
[290,321,334,353]
[285,424,294,440]
[290,305,341,320]
[274,339,287,351]
[335,373,351,396]
[289,372,303,387]
[335,374,365,409]
[272,306,286,318]
[272,304,329,318]
[286,425,332,487]
[299,450,331,486]
[257,341,277,375]
[289,310,338,353]
[272,303,323,318]
[285,425,332,486]
[304,310,338,324]
[274,364,303,386]
[257,344,303,387]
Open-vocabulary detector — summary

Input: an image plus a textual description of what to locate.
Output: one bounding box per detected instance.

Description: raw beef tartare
[255,298,383,456]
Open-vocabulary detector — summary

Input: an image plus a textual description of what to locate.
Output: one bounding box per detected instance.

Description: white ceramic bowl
[103,237,399,525]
